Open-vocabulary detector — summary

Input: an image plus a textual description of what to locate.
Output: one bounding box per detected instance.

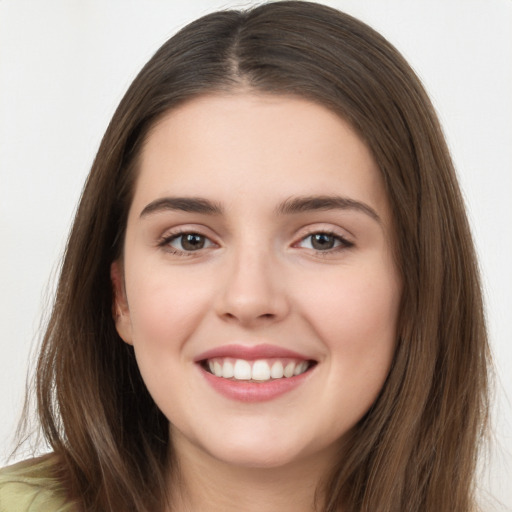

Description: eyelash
[158,229,354,257]
[296,230,354,254]
[158,229,215,257]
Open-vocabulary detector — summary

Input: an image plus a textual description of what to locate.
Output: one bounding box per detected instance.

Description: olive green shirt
[0,456,75,512]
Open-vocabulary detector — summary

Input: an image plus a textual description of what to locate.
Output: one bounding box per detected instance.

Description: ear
[111,260,133,345]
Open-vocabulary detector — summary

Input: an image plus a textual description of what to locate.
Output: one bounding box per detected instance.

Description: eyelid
[292,225,355,252]
[157,226,219,256]
[168,232,215,247]
[155,223,354,257]
[298,233,350,249]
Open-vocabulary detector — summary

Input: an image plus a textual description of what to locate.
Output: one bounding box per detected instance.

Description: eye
[297,232,352,251]
[164,232,215,252]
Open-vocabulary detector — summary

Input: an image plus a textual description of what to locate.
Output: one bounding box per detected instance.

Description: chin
[210,443,303,470]
[198,427,327,471]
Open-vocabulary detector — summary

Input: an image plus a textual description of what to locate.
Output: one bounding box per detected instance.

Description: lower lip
[199,365,313,402]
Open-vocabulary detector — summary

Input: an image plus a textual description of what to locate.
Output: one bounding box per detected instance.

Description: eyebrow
[139,194,381,223]
[140,197,223,217]
[276,195,381,223]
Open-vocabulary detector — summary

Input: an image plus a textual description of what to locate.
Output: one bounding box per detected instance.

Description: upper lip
[194,343,313,362]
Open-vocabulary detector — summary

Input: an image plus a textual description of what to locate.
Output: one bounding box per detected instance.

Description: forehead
[132,93,389,220]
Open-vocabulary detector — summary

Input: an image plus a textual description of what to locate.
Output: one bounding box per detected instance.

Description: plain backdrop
[1,1,511,510]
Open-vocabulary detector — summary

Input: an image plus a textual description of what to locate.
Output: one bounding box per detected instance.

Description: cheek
[125,270,212,354]
[123,273,212,413]
[302,261,400,366]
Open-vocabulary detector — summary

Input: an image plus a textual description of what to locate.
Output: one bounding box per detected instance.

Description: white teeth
[233,359,252,380]
[284,362,295,378]
[222,360,234,378]
[270,361,284,379]
[294,361,307,376]
[252,360,271,381]
[207,358,311,381]
[213,361,223,378]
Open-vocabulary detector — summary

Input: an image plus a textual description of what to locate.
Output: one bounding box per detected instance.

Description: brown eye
[181,234,205,251]
[167,233,214,252]
[310,233,336,250]
[297,232,353,252]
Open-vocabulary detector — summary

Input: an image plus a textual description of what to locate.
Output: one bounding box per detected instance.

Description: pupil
[311,233,334,250]
[182,234,204,251]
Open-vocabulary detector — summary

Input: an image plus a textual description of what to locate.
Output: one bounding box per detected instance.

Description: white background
[1,1,511,510]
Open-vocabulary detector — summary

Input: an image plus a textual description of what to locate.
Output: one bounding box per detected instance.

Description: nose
[215,246,290,327]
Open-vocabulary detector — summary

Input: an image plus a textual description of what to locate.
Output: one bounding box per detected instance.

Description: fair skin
[112,93,401,511]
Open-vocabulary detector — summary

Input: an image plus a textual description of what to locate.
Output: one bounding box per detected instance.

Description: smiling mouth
[201,357,317,383]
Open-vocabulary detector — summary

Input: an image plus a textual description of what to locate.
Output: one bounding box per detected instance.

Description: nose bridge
[217,238,289,325]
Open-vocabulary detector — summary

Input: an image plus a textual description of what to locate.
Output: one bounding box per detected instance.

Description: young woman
[0,2,490,511]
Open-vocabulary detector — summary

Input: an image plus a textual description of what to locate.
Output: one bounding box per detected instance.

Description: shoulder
[0,455,76,512]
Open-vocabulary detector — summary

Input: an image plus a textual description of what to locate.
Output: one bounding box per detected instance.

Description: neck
[166,432,337,512]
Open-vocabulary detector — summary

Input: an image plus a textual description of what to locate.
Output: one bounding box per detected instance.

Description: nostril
[221,311,277,323]
[216,283,290,325]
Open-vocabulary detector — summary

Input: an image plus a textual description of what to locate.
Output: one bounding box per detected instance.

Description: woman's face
[113,93,401,471]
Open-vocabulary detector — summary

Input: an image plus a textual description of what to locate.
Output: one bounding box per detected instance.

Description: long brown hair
[26,2,490,510]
